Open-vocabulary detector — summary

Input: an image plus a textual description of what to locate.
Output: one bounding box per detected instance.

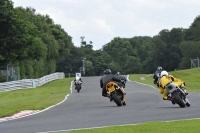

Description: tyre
[122,101,126,106]
[76,85,81,93]
[186,102,190,107]
[172,91,185,108]
[111,92,122,106]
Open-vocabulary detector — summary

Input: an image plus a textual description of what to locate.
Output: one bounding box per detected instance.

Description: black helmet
[116,71,121,76]
[157,66,162,71]
[104,69,111,74]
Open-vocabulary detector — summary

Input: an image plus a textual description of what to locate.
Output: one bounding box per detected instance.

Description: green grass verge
[60,119,200,133]
[0,78,73,118]
[129,67,200,92]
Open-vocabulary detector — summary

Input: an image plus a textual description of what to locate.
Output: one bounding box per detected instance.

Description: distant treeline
[1,0,200,79]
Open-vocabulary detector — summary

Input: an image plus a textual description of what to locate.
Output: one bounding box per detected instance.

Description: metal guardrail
[0,72,65,92]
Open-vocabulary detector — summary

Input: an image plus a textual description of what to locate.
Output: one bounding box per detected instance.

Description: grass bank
[64,119,200,133]
[0,78,73,117]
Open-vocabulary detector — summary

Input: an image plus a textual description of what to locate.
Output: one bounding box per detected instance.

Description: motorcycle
[165,82,190,108]
[106,81,126,106]
[74,80,82,93]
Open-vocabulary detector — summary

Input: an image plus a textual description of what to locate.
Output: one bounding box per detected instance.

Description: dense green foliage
[59,16,200,76]
[1,0,200,79]
[0,1,73,79]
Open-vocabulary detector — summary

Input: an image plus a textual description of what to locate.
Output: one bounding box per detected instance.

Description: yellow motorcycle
[106,82,126,106]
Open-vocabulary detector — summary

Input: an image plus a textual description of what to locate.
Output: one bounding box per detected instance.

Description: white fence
[0,72,65,92]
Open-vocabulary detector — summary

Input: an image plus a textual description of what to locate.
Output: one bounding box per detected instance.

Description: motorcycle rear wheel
[111,92,122,106]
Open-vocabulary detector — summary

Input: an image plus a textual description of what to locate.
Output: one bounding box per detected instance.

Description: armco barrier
[0,72,65,92]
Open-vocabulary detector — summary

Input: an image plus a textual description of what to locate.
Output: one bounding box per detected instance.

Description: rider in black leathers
[100,69,121,98]
[153,66,162,86]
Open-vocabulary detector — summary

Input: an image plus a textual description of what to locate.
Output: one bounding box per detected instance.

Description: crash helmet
[157,66,162,71]
[116,71,121,76]
[104,69,111,74]
[161,70,168,77]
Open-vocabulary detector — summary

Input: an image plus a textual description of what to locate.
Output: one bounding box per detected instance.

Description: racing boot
[102,89,110,98]
[110,96,113,102]
[166,96,175,105]
[102,93,110,98]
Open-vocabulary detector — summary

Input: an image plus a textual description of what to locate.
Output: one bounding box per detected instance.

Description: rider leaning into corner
[100,69,123,98]
[159,70,187,104]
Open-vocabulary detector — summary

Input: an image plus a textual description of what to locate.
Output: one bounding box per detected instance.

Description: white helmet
[161,70,168,77]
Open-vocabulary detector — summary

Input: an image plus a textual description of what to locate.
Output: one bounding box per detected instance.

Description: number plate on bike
[108,86,115,92]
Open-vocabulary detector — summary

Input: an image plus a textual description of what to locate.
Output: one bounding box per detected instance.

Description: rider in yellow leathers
[159,70,187,103]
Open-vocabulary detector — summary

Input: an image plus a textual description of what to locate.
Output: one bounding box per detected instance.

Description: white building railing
[0,72,65,92]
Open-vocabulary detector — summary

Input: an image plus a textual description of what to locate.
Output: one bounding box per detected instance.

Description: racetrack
[0,76,199,133]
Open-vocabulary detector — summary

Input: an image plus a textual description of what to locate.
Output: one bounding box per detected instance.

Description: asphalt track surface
[0,76,200,133]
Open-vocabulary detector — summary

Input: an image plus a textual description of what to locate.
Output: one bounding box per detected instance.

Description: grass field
[0,78,73,117]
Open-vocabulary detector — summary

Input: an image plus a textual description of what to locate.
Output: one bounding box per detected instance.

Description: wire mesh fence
[0,65,20,82]
[190,57,199,68]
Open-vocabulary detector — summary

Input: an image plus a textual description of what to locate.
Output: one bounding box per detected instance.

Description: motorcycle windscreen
[165,83,177,93]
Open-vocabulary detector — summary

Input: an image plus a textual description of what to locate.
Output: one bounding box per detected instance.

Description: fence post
[32,79,36,88]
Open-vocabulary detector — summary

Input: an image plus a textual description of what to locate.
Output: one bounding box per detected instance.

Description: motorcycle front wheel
[75,85,81,93]
[172,91,185,108]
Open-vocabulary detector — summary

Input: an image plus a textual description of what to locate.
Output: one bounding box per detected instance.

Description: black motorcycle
[74,80,82,93]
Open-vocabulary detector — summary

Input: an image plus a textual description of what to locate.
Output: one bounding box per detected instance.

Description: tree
[124,56,141,74]
[184,16,200,41]
[0,0,33,65]
[150,36,167,68]
[179,41,200,69]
